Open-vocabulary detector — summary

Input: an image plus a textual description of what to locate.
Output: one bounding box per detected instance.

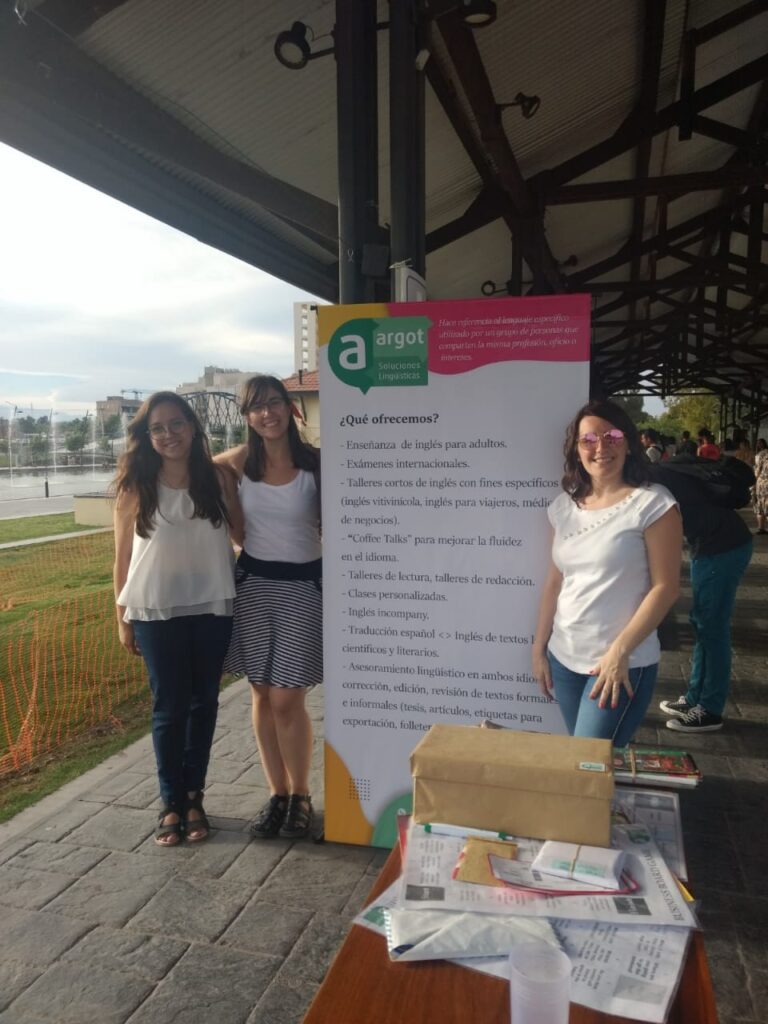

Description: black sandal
[184,791,211,843]
[155,804,183,847]
[279,794,313,839]
[249,795,288,839]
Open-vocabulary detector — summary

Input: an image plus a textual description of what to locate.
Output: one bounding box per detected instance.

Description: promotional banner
[318,296,590,846]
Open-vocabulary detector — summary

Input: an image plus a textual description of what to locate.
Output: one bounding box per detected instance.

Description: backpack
[653,455,755,509]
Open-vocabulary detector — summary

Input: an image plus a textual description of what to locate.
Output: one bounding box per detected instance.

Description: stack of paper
[355,816,696,1024]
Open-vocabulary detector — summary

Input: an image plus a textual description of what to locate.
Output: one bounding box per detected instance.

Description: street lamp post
[3,402,18,488]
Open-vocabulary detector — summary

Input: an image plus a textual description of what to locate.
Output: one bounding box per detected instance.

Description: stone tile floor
[0,530,766,1023]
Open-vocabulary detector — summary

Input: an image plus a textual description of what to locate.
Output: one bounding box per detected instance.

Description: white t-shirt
[546,483,677,672]
[240,470,321,563]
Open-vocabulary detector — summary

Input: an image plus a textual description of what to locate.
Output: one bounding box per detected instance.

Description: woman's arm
[113,488,140,656]
[531,531,563,699]
[588,505,682,708]
[216,464,244,547]
[214,443,248,475]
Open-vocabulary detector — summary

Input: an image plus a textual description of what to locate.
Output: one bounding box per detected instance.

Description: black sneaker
[279,794,313,839]
[666,705,723,732]
[249,795,287,839]
[659,696,694,719]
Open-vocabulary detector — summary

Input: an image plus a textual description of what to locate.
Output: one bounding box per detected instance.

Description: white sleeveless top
[240,471,321,562]
[118,484,235,621]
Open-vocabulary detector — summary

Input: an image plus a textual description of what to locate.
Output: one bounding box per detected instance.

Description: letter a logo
[338,334,367,371]
[329,318,376,393]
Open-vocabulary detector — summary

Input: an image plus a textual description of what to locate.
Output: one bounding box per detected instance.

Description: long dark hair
[113,391,229,538]
[562,399,650,504]
[241,375,319,481]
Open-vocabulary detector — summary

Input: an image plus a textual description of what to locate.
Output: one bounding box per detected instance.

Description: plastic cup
[509,943,571,1024]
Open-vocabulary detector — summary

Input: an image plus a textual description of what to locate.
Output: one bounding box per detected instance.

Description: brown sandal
[155,804,183,847]
[184,791,211,842]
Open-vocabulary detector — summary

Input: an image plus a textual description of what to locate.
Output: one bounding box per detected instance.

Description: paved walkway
[0,533,766,1023]
[0,496,74,519]
[0,528,111,550]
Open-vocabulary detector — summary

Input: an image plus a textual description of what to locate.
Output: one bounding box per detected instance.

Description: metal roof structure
[0,0,766,421]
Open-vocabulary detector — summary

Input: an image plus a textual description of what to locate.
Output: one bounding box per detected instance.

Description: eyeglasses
[147,418,189,438]
[248,397,287,415]
[578,429,625,448]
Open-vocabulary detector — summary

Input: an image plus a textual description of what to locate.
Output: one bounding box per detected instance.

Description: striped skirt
[224,567,323,688]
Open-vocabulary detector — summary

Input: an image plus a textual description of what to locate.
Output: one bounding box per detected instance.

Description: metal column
[335,0,380,303]
[389,0,426,286]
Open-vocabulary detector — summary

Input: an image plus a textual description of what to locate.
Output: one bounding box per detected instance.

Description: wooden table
[303,846,718,1024]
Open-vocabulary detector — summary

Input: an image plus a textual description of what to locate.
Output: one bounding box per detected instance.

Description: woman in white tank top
[113,393,242,847]
[217,375,321,840]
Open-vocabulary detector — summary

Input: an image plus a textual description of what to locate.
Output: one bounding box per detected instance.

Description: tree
[609,394,646,424]
[102,414,122,440]
[665,392,721,437]
[64,416,89,453]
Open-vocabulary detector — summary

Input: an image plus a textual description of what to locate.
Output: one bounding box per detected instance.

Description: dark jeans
[133,614,233,808]
[686,541,752,715]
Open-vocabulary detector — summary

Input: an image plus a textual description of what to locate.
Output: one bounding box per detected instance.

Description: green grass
[0,512,90,544]
[0,531,242,823]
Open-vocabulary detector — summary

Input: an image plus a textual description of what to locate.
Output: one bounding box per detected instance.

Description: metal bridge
[182,391,243,440]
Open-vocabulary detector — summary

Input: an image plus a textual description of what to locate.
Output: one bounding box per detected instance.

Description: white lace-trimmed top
[118,484,235,621]
[546,483,677,672]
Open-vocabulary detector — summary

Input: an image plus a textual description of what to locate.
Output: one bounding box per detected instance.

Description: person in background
[640,428,665,463]
[731,428,754,467]
[697,429,721,461]
[654,463,753,732]
[113,392,242,846]
[217,375,321,840]
[753,437,768,535]
[532,400,682,746]
[678,431,698,457]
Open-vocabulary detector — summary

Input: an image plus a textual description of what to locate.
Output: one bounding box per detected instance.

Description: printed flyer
[317,295,590,845]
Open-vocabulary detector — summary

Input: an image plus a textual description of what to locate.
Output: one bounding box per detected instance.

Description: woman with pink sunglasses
[532,400,682,745]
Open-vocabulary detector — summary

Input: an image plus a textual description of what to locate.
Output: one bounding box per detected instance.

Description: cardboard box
[410,724,614,847]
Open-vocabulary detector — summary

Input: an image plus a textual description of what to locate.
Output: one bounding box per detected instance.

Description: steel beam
[335,0,382,302]
[0,6,339,239]
[389,0,426,280]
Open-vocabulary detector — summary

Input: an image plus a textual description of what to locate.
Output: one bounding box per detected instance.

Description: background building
[95,395,142,424]
[283,369,319,446]
[177,366,259,399]
[293,302,318,372]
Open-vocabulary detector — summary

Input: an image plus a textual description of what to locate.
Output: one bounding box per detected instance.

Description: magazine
[612,747,701,788]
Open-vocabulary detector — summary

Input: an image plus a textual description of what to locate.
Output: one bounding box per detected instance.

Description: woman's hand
[532,647,554,700]
[118,621,140,657]
[588,643,632,708]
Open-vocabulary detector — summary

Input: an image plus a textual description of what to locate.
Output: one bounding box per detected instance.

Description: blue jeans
[133,615,233,807]
[547,651,658,747]
[686,541,752,715]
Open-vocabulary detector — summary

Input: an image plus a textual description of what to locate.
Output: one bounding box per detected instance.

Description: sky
[0,142,322,420]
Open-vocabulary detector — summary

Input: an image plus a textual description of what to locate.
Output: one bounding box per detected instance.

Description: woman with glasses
[532,400,682,745]
[216,375,321,840]
[113,392,242,846]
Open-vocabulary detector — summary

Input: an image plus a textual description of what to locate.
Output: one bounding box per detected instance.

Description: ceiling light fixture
[274,21,335,70]
[458,0,497,27]
[497,92,541,120]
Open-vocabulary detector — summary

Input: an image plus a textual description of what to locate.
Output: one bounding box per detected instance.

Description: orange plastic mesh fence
[0,534,147,778]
